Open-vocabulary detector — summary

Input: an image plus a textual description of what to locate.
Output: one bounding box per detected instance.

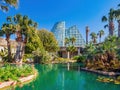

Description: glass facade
[65,25,85,47]
[51,21,65,47]
[51,21,85,47]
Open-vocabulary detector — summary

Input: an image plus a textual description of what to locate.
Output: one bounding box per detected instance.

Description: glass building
[51,21,65,47]
[51,21,85,47]
[65,25,85,47]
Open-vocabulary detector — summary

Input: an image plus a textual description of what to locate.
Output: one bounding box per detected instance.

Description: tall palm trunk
[109,21,114,36]
[67,51,70,59]
[6,34,12,62]
[118,20,120,38]
[86,32,88,44]
[93,38,96,44]
[86,26,89,44]
[14,31,23,63]
[99,35,101,43]
[21,37,27,62]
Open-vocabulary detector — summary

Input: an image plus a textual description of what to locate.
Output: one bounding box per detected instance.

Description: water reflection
[15,63,120,90]
[67,63,70,71]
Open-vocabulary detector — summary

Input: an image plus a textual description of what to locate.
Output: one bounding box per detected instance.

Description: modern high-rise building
[51,21,85,47]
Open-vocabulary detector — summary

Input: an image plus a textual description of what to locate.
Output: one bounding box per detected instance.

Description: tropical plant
[90,32,97,44]
[73,55,86,62]
[0,64,34,82]
[114,5,120,37]
[64,37,70,46]
[0,16,15,62]
[97,30,104,43]
[0,0,18,12]
[13,14,38,63]
[70,37,76,45]
[66,45,76,59]
[102,8,115,36]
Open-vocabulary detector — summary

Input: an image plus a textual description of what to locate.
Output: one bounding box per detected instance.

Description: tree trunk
[6,35,12,62]
[109,21,114,36]
[99,35,101,43]
[20,38,27,63]
[14,41,23,63]
[14,31,23,64]
[67,51,70,59]
[118,20,120,38]
[86,26,89,44]
[86,32,88,44]
[93,38,96,44]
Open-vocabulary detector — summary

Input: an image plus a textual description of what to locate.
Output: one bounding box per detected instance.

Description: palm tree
[102,8,115,36]
[64,37,70,46]
[70,37,76,45]
[86,26,90,44]
[90,32,97,44]
[13,14,37,63]
[114,5,120,37]
[97,30,104,43]
[0,23,15,62]
[66,45,76,59]
[0,0,18,12]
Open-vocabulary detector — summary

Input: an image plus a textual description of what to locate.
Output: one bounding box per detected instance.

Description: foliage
[65,37,70,46]
[32,49,52,64]
[25,28,44,54]
[84,35,120,71]
[0,64,34,82]
[0,0,18,12]
[0,14,41,63]
[96,76,120,85]
[54,57,70,63]
[97,30,104,43]
[73,55,86,62]
[37,29,59,52]
[70,37,76,45]
[90,32,97,43]
[0,48,9,62]
[66,45,76,58]
[0,16,16,62]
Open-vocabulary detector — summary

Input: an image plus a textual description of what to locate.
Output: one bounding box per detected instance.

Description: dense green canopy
[38,29,59,52]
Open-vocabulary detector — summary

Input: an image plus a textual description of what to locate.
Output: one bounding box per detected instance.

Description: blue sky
[0,0,120,41]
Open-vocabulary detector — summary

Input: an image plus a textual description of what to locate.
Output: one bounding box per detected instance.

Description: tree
[64,37,70,46]
[86,26,90,44]
[70,37,76,45]
[37,29,59,52]
[97,30,104,43]
[102,8,115,36]
[114,5,120,37]
[0,16,15,62]
[66,45,76,59]
[90,32,97,44]
[0,0,18,12]
[25,28,44,54]
[13,14,38,63]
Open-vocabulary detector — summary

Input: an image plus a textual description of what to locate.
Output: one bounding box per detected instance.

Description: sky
[0,0,120,41]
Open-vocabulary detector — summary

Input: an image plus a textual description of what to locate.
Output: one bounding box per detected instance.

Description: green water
[15,63,120,90]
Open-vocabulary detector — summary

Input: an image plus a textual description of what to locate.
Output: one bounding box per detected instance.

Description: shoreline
[0,68,38,89]
[81,68,120,76]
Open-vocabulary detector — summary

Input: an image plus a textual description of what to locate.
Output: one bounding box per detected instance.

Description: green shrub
[0,64,34,82]
[73,55,86,62]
